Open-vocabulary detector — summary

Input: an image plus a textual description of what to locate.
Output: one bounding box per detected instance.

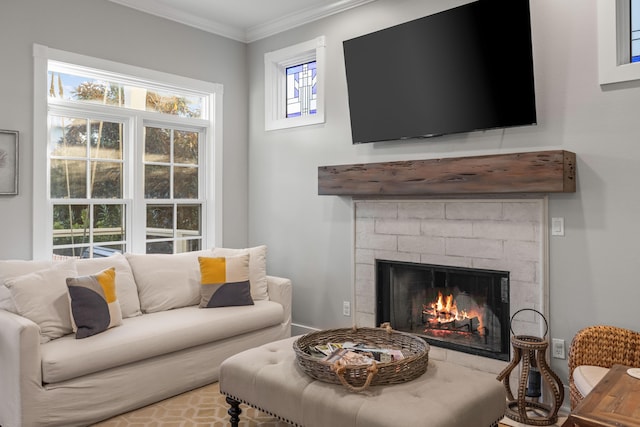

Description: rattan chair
[568,325,640,409]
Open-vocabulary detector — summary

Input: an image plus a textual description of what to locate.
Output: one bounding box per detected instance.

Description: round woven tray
[293,325,429,392]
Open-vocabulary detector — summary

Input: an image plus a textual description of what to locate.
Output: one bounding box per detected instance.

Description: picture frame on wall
[0,129,18,195]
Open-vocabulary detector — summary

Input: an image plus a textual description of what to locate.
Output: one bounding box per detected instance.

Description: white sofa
[0,247,292,427]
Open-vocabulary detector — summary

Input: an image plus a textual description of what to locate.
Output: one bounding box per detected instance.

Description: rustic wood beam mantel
[318,150,576,196]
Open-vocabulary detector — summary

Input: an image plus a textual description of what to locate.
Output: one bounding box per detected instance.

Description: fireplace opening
[376,260,510,361]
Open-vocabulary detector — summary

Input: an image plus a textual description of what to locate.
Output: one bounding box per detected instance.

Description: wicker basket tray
[293,325,429,392]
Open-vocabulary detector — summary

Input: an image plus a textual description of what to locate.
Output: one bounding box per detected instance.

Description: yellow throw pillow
[66,267,123,339]
[198,255,253,308]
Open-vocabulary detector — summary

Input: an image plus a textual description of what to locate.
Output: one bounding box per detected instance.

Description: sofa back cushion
[0,259,59,313]
[126,250,213,313]
[3,260,77,343]
[75,253,141,318]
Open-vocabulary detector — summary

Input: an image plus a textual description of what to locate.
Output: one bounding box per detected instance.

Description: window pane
[175,239,202,253]
[145,165,170,198]
[53,248,82,259]
[146,204,173,239]
[52,204,90,246]
[90,120,122,160]
[93,204,125,243]
[174,130,198,164]
[177,205,201,235]
[50,116,87,157]
[146,241,173,254]
[51,160,87,198]
[145,127,170,163]
[146,90,202,118]
[91,161,122,198]
[174,166,198,199]
[89,245,124,258]
[48,70,204,118]
[286,61,317,118]
[48,71,124,106]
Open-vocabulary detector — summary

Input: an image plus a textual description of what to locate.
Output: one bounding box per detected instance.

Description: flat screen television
[342,0,537,144]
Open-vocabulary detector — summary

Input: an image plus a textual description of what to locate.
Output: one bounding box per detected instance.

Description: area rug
[91,381,515,426]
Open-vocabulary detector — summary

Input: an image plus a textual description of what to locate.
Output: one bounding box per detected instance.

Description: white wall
[247,0,640,395]
[0,0,249,258]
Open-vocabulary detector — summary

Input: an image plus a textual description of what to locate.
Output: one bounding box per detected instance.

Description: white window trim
[32,43,224,260]
[598,0,640,84]
[264,36,326,131]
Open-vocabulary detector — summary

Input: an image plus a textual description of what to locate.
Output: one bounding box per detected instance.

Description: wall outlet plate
[343,301,351,316]
[552,338,565,359]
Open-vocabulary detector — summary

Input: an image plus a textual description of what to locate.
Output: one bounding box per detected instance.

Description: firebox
[376,260,510,361]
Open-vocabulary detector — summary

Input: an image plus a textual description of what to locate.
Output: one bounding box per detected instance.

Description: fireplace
[353,198,548,372]
[376,260,510,361]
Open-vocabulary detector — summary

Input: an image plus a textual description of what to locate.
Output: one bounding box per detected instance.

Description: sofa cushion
[198,255,253,308]
[67,267,123,339]
[126,250,213,313]
[40,300,284,383]
[0,259,60,312]
[75,253,141,318]
[3,260,76,343]
[212,245,268,301]
[573,365,609,397]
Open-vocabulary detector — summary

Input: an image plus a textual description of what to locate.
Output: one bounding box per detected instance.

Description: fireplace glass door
[376,260,510,361]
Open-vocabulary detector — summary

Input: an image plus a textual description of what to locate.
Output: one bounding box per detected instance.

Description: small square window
[265,36,325,131]
[286,61,317,118]
[598,0,640,84]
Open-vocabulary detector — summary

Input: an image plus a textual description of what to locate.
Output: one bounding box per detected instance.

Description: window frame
[264,36,326,131]
[597,0,640,84]
[32,44,223,260]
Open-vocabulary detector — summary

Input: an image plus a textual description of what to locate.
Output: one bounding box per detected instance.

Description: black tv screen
[343,0,537,144]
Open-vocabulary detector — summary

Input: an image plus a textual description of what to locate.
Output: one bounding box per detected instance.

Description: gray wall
[247,0,640,393]
[0,0,249,257]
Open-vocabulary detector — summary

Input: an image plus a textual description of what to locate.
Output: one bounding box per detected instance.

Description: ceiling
[108,0,376,43]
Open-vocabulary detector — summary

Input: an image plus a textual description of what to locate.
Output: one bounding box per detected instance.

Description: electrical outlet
[343,301,351,316]
[552,338,565,359]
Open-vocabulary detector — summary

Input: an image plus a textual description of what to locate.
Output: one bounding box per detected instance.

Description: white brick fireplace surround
[353,198,549,374]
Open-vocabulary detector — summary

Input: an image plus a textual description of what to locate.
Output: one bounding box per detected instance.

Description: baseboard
[291,323,320,336]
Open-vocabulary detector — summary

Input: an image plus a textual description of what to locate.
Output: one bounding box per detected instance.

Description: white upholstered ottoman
[219,336,506,427]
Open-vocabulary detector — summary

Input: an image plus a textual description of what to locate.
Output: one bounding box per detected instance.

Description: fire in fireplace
[376,260,510,361]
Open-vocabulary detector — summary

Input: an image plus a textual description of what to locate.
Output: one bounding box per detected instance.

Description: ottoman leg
[225,396,242,427]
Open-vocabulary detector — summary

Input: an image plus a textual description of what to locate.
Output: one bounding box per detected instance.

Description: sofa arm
[0,309,42,427]
[266,275,292,336]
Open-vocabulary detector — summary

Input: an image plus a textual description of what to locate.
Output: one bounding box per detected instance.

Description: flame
[423,291,484,333]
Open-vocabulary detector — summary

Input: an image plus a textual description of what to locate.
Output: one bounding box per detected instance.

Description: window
[286,61,317,118]
[33,44,223,259]
[597,0,640,84]
[265,36,325,130]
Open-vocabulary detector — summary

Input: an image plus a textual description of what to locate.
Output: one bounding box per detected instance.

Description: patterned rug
[91,381,514,426]
[91,382,288,427]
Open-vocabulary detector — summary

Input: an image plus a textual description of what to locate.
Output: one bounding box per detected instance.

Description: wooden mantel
[318,150,576,196]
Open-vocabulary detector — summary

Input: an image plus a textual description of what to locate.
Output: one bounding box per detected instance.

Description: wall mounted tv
[343,0,537,144]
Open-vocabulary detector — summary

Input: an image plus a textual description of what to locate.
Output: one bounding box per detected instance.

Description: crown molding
[108,0,377,43]
[246,0,377,43]
[108,0,246,41]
